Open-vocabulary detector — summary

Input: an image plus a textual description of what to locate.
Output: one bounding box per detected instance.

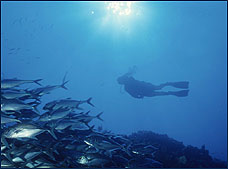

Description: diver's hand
[136,95,144,99]
[128,91,144,99]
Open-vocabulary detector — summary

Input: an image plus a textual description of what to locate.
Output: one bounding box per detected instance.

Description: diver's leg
[152,83,170,90]
[168,90,189,97]
[146,90,189,97]
[154,81,189,90]
[146,91,171,97]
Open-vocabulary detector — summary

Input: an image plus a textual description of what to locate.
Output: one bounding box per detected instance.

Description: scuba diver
[117,66,189,99]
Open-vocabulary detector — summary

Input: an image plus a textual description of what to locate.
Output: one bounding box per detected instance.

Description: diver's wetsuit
[117,75,189,99]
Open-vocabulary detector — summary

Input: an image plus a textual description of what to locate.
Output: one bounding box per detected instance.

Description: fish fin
[28,100,40,105]
[1,136,10,148]
[24,88,30,92]
[47,104,57,111]
[47,128,57,140]
[87,97,95,107]
[16,119,22,123]
[32,136,38,140]
[104,150,112,158]
[96,112,104,121]
[89,125,95,131]
[34,79,42,86]
[76,104,83,110]
[34,90,45,97]
[63,71,68,82]
[5,153,13,163]
[61,80,68,90]
[42,144,56,160]
[122,144,132,157]
[54,149,60,155]
[33,105,40,114]
[61,72,69,90]
[35,97,41,102]
[21,161,33,168]
[85,111,90,115]
[64,125,73,131]
[84,122,90,128]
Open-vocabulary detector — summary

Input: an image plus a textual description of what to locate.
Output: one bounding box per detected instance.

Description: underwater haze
[1,1,227,162]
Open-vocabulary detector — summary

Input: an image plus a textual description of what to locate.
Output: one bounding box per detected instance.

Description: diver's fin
[169,81,189,89]
[169,90,189,97]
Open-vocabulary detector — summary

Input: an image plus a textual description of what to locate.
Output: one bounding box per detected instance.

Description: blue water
[1,1,227,161]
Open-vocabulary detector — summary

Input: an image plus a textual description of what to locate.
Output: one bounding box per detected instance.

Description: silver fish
[54,119,90,131]
[43,97,94,111]
[1,98,39,113]
[1,115,21,124]
[39,108,73,122]
[2,123,57,148]
[1,78,42,89]
[1,90,40,100]
[72,112,103,123]
[30,73,68,96]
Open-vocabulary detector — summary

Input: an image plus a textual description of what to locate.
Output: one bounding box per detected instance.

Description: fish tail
[33,105,40,114]
[76,104,83,110]
[1,136,9,148]
[84,122,90,128]
[5,152,13,163]
[61,80,69,90]
[61,72,69,90]
[85,111,90,115]
[87,97,94,107]
[62,71,68,83]
[30,90,43,99]
[96,112,104,121]
[34,79,42,86]
[123,144,132,157]
[35,97,41,102]
[47,128,57,140]
[89,125,95,131]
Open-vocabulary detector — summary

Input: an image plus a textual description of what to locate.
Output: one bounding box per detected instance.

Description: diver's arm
[125,85,144,99]
[129,92,143,99]
[136,95,144,99]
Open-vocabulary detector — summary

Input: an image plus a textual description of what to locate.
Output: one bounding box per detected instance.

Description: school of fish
[1,76,163,168]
